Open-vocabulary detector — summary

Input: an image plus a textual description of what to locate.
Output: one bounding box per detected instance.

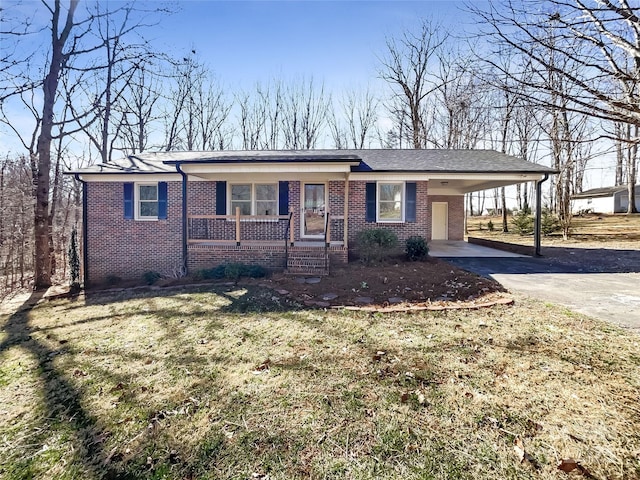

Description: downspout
[175,163,189,276]
[534,173,549,257]
[74,174,88,288]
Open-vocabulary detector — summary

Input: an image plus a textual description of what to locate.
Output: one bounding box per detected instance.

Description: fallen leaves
[253,358,271,373]
[557,458,596,478]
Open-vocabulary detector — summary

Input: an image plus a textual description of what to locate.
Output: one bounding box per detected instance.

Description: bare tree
[164,55,231,151]
[328,86,379,149]
[281,77,330,149]
[470,0,640,213]
[379,18,449,149]
[117,64,162,153]
[0,1,171,288]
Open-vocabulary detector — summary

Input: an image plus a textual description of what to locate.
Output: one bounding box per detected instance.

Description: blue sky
[158,1,477,91]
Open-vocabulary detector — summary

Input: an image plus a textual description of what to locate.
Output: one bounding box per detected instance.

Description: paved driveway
[444,249,640,331]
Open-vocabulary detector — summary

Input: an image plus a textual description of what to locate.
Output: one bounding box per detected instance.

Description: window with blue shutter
[124,183,134,219]
[216,181,227,215]
[406,182,417,223]
[158,182,168,219]
[365,182,376,222]
[278,181,289,215]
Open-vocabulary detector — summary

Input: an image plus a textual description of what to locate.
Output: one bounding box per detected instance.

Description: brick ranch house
[67,149,554,286]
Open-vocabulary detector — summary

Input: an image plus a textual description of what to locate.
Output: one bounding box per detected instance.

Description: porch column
[534,174,549,257]
[343,174,349,248]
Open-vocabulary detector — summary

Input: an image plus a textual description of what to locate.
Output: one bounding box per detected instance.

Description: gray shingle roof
[572,185,639,199]
[67,149,556,175]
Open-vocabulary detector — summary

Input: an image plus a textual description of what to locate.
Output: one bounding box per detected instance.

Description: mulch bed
[261,256,510,310]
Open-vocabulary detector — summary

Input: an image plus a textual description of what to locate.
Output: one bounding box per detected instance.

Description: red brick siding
[187,244,348,270]
[348,180,429,244]
[188,244,287,271]
[187,181,216,215]
[289,181,301,241]
[86,181,182,285]
[347,181,464,244]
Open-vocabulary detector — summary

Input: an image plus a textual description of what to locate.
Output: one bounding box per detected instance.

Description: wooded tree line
[0,0,638,291]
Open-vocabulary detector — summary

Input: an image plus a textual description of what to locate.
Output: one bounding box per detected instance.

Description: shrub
[405,236,429,261]
[487,220,495,232]
[356,228,399,264]
[244,264,267,278]
[541,209,561,236]
[68,227,80,288]
[142,271,162,285]
[193,265,226,280]
[511,210,534,235]
[223,263,245,281]
[194,263,267,282]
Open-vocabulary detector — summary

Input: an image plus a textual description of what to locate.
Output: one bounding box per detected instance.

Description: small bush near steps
[405,236,429,261]
[193,263,267,282]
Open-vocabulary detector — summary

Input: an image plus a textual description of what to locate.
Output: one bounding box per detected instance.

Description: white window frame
[135,182,159,221]
[377,181,405,223]
[228,183,278,217]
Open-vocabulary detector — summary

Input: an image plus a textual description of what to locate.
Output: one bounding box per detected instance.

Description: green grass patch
[0,285,638,479]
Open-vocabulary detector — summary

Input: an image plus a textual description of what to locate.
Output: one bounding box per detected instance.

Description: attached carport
[426,171,551,256]
[429,240,526,258]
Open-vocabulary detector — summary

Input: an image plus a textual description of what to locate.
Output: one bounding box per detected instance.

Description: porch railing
[188,207,294,245]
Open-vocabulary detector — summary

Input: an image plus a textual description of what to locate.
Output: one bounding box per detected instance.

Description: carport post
[534,174,549,257]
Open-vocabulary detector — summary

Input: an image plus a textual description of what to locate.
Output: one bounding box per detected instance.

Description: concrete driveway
[439,244,640,331]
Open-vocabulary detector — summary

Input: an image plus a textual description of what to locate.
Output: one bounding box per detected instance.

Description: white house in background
[571,185,640,214]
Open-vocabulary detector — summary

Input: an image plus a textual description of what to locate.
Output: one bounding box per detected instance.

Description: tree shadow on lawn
[445,246,640,277]
[0,289,242,479]
[0,292,129,479]
[2,283,316,472]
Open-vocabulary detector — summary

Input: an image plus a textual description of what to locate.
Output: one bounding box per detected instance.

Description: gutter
[74,174,89,288]
[175,163,189,276]
[534,173,550,257]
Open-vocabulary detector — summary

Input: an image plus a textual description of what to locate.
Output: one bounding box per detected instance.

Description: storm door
[302,183,326,238]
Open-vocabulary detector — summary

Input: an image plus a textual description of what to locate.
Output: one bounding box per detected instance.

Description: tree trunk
[33,0,79,290]
[628,124,638,214]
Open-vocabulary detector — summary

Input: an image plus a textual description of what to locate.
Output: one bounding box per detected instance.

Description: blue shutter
[406,182,416,223]
[216,181,227,215]
[278,181,289,215]
[158,182,168,219]
[124,182,134,219]
[365,182,376,222]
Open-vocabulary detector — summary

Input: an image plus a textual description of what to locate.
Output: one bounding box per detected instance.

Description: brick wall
[348,180,430,244]
[347,181,464,246]
[187,181,216,215]
[188,244,287,271]
[86,178,464,284]
[86,181,182,285]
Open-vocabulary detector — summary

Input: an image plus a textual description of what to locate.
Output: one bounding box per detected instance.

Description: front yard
[1,280,639,479]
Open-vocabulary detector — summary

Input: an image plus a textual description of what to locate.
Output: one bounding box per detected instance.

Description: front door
[432,202,448,240]
[302,183,326,238]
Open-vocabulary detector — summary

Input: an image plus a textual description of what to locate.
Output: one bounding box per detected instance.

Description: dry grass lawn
[1,283,639,480]
[467,213,640,249]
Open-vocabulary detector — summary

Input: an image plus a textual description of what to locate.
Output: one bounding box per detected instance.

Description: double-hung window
[230,183,278,216]
[377,182,404,222]
[124,182,167,220]
[138,184,159,219]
